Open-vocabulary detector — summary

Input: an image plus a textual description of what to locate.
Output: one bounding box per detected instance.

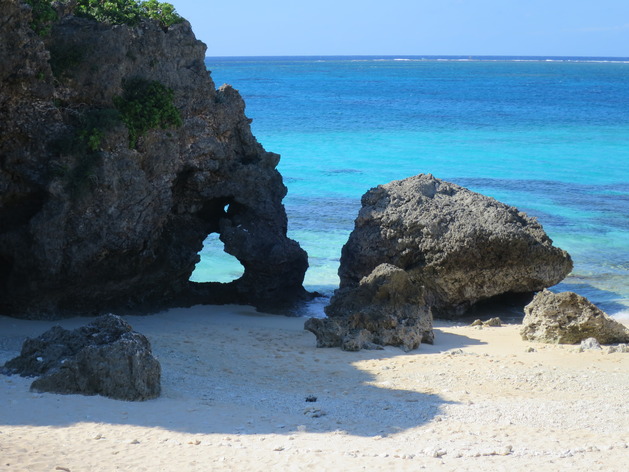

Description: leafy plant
[25,0,58,36]
[139,0,183,27]
[49,108,122,196]
[78,108,122,151]
[52,108,121,154]
[25,1,182,35]
[75,0,183,28]
[114,77,182,148]
[75,0,143,25]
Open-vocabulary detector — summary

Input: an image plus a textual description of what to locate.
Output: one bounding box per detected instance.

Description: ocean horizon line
[205,54,629,64]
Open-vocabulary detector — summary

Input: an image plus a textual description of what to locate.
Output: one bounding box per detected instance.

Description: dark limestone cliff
[0,1,309,318]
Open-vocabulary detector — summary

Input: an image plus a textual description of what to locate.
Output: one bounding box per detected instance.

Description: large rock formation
[2,314,161,401]
[521,290,629,344]
[337,174,572,317]
[0,1,308,318]
[305,263,433,351]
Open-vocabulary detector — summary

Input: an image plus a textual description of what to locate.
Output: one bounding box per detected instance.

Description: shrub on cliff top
[139,0,182,27]
[114,77,182,148]
[25,1,183,35]
[75,0,183,28]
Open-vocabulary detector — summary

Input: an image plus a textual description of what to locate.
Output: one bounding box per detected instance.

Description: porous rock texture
[337,174,572,318]
[2,314,161,400]
[0,1,308,318]
[305,263,433,351]
[521,290,629,344]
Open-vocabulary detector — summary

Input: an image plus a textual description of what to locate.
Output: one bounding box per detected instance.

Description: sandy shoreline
[1,305,628,471]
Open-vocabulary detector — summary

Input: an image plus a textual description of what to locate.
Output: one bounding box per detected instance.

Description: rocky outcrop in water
[0,1,308,318]
[336,174,572,318]
[2,314,160,400]
[305,263,433,351]
[521,290,629,344]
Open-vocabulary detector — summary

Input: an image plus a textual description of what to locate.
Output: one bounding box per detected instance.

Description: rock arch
[0,5,308,318]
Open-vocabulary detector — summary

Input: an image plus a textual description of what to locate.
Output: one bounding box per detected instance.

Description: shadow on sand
[0,309,486,438]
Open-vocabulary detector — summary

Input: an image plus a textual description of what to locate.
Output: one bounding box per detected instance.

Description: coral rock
[3,314,161,401]
[521,290,629,344]
[337,174,572,317]
[306,263,433,351]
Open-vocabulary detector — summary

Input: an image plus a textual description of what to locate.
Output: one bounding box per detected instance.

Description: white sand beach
[1,305,628,471]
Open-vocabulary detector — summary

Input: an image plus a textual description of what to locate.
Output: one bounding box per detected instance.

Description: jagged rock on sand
[305,263,433,351]
[3,314,160,401]
[336,173,572,317]
[607,344,629,354]
[471,317,503,327]
[579,338,602,351]
[521,290,629,344]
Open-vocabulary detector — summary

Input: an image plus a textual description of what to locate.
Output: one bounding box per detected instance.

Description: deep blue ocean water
[192,56,629,319]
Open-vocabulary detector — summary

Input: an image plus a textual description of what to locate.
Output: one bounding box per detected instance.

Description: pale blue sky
[171,1,629,57]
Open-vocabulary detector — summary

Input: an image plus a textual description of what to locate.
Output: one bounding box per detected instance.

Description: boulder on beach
[336,173,573,317]
[521,290,629,344]
[2,314,161,401]
[305,263,433,351]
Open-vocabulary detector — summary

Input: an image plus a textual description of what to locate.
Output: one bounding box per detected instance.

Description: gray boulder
[2,314,160,401]
[607,344,629,354]
[521,290,629,344]
[305,263,433,351]
[338,174,572,317]
[579,338,602,351]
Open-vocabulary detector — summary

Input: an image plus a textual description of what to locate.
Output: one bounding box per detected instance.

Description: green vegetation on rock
[24,1,183,35]
[75,0,183,28]
[114,77,182,148]
[50,108,122,197]
[139,0,182,27]
[79,108,122,152]
[24,0,58,36]
[52,108,121,156]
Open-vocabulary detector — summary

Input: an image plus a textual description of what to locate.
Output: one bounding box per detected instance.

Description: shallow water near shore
[194,56,629,318]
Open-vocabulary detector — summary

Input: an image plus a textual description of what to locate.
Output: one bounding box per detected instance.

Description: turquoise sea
[193,56,629,319]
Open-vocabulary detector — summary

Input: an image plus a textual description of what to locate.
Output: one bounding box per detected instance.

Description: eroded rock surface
[0,1,308,318]
[305,263,433,351]
[521,290,629,344]
[337,174,572,317]
[2,314,161,400]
